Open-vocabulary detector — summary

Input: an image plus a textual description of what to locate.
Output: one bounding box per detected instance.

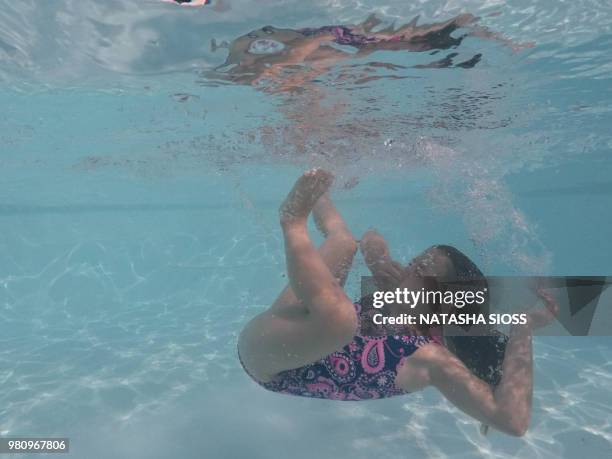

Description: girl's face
[404,248,456,282]
[397,248,458,314]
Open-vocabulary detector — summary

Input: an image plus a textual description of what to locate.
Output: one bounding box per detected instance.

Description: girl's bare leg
[312,193,357,285]
[270,192,357,315]
[238,170,358,382]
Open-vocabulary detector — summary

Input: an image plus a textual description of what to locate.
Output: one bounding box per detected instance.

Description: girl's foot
[280,169,334,227]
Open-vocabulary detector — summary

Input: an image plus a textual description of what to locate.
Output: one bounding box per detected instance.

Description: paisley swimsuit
[238,302,441,401]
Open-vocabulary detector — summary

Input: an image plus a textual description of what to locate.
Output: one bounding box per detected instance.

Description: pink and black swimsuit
[239,302,440,401]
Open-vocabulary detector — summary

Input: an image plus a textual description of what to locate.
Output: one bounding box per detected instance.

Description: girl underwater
[238,169,558,437]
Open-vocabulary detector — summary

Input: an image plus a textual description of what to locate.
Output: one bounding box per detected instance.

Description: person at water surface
[238,169,558,437]
[214,13,532,89]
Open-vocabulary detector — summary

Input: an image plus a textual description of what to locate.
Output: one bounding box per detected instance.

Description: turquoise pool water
[1,1,611,457]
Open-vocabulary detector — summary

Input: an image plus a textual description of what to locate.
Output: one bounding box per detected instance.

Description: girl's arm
[422,323,532,436]
[398,289,558,436]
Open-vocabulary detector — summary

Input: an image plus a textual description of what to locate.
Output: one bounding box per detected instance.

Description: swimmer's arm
[400,323,533,437]
[424,289,558,436]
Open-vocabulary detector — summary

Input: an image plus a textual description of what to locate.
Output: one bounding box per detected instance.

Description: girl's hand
[526,287,559,330]
[378,260,404,284]
[360,230,405,288]
[373,260,405,286]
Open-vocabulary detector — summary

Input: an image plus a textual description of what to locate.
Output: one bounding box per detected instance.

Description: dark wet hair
[432,245,508,388]
[446,331,508,387]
